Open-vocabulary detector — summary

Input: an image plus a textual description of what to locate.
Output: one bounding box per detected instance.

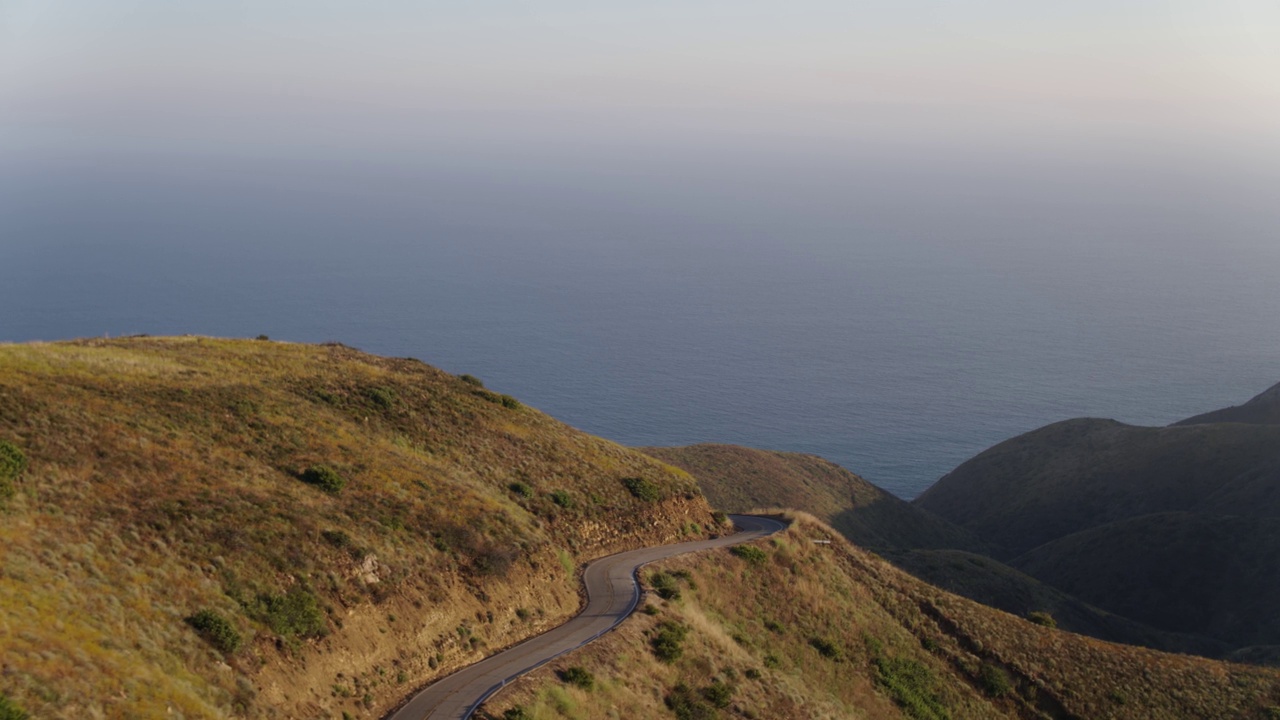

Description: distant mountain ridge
[1175,380,1280,426]
[913,381,1280,654]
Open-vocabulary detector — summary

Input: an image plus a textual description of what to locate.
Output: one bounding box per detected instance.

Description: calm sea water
[3,143,1279,499]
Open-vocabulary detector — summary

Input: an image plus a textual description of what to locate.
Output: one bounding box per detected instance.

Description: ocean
[4,141,1279,499]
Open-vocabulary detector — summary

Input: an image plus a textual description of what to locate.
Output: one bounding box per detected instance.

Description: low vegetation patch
[549,489,575,509]
[650,570,682,601]
[0,439,26,500]
[977,662,1012,698]
[559,666,594,690]
[665,682,718,720]
[185,609,242,654]
[255,588,328,640]
[874,655,949,720]
[300,465,346,494]
[808,636,843,661]
[651,621,688,663]
[729,545,767,565]
[1026,611,1057,628]
[622,476,662,502]
[0,694,28,720]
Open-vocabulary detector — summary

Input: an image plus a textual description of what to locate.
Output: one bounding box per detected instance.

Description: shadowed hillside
[483,513,1280,720]
[646,443,1217,657]
[0,337,716,719]
[912,382,1280,654]
[1012,512,1280,647]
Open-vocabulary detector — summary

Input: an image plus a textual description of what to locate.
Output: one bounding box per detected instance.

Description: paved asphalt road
[387,514,788,720]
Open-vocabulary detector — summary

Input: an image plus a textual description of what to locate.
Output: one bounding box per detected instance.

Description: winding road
[387,514,788,720]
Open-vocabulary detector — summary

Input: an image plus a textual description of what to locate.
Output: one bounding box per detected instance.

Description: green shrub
[665,683,717,720]
[365,386,396,409]
[874,656,949,720]
[650,571,681,601]
[622,476,661,502]
[978,662,1012,698]
[711,511,729,526]
[0,440,27,500]
[459,374,484,387]
[809,637,843,661]
[1026,611,1057,628]
[701,680,734,709]
[730,545,767,565]
[762,653,780,669]
[509,481,533,498]
[300,465,346,494]
[763,619,783,633]
[651,621,688,663]
[186,609,242,654]
[560,666,595,690]
[503,707,532,720]
[259,588,327,639]
[499,394,521,410]
[642,604,660,616]
[744,668,762,680]
[549,490,574,509]
[0,693,28,720]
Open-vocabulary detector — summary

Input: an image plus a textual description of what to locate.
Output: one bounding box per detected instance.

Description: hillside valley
[483,513,1280,720]
[651,382,1280,664]
[2,337,1277,720]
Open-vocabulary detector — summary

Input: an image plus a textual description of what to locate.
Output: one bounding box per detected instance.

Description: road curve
[387,514,788,720]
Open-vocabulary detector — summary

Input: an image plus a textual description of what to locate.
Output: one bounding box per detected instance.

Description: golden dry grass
[0,336,714,718]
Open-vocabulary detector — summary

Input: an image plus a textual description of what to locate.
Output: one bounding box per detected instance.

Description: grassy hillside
[913,418,1280,558]
[642,444,985,554]
[1176,381,1280,426]
[0,336,716,719]
[481,514,1280,720]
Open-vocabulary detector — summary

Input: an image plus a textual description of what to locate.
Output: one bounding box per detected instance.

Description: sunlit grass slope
[484,513,1280,720]
[0,336,713,719]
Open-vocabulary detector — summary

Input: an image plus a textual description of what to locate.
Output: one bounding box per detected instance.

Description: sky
[4,2,1279,161]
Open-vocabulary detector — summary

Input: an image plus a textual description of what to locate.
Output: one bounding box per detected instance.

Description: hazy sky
[4,2,1279,160]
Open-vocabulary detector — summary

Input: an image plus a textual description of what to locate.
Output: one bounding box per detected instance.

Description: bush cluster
[730,545,768,565]
[649,571,682,601]
[1026,611,1057,628]
[0,440,27,500]
[622,476,661,502]
[664,682,717,720]
[508,481,533,498]
[873,655,949,720]
[258,588,327,639]
[301,465,346,494]
[559,666,595,690]
[809,636,843,661]
[651,621,688,663]
[978,662,1013,698]
[0,693,28,720]
[364,386,397,409]
[549,489,574,509]
[185,609,242,654]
